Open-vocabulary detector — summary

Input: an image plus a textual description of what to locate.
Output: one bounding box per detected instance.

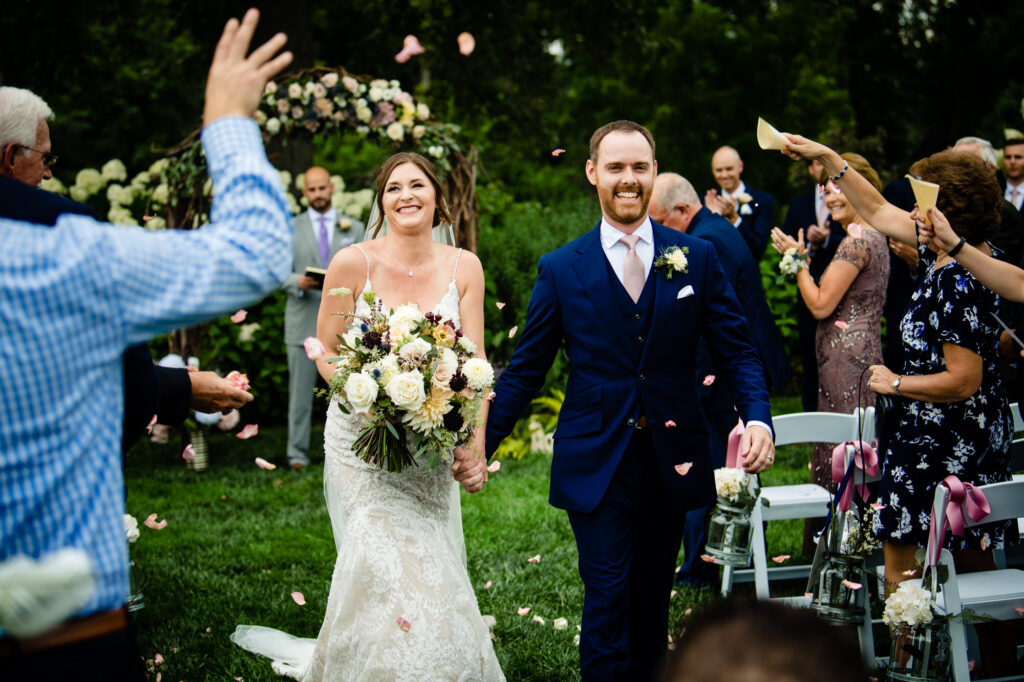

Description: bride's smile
[383,162,436,232]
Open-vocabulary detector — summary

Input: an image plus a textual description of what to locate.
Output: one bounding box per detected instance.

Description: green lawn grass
[126,395,813,680]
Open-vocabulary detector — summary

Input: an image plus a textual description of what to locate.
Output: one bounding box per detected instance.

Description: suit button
[633,313,641,320]
[637,336,644,343]
[627,418,636,427]
[639,373,646,381]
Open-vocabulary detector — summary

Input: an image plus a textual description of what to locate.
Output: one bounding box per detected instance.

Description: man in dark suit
[486,121,775,681]
[0,87,252,452]
[1003,138,1024,215]
[650,171,791,588]
[703,145,775,260]
[781,159,846,411]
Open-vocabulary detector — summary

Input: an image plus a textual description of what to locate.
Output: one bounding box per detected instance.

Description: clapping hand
[704,189,738,222]
[770,226,805,256]
[805,223,830,251]
[203,9,293,127]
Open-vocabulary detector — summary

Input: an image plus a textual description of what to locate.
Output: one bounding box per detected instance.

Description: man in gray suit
[283,165,364,469]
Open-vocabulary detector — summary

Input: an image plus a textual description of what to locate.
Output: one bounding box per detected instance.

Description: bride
[233,152,504,681]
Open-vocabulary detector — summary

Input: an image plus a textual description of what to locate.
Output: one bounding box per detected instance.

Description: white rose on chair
[343,373,379,413]
[385,371,427,412]
[462,358,495,391]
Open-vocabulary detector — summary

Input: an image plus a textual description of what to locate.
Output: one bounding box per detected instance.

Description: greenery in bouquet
[327,289,493,473]
[712,467,759,508]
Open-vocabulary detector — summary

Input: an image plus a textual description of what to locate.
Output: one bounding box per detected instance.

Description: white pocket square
[677,285,695,299]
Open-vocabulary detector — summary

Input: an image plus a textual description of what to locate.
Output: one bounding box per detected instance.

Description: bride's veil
[322,197,466,567]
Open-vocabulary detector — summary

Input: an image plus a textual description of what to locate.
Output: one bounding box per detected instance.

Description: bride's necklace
[389,249,430,277]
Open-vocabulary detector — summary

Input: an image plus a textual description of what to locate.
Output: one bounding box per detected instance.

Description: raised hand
[203,8,293,127]
[770,226,805,256]
[913,205,959,253]
[780,133,833,163]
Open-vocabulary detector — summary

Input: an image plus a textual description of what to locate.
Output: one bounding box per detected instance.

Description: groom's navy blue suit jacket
[486,220,773,518]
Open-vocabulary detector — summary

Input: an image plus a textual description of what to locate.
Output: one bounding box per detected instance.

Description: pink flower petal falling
[182,444,196,463]
[255,457,277,471]
[699,554,716,564]
[395,34,425,63]
[674,462,693,476]
[702,374,716,386]
[146,414,157,434]
[834,320,848,330]
[771,554,791,564]
[902,568,919,577]
[237,424,259,439]
[551,148,566,157]
[495,301,506,310]
[670,590,677,599]
[225,371,251,391]
[842,579,862,590]
[144,513,167,530]
[508,325,518,339]
[1014,607,1024,616]
[847,223,864,239]
[457,31,475,56]
[871,503,886,511]
[154,653,164,666]
[483,580,493,590]
[527,554,541,563]
[230,310,247,324]
[303,336,327,360]
[396,617,412,632]
[664,420,677,428]
[291,591,305,605]
[517,607,531,616]
[487,461,501,473]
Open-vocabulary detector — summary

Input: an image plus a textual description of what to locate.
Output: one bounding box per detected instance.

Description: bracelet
[948,236,967,258]
[829,164,848,182]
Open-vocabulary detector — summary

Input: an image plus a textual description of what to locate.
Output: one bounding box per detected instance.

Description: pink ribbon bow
[725,418,745,469]
[830,441,878,512]
[927,475,991,566]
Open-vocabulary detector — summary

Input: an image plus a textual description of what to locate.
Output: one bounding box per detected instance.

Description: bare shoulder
[329,243,369,271]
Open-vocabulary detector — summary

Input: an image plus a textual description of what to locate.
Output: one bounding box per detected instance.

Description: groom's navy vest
[602,254,657,363]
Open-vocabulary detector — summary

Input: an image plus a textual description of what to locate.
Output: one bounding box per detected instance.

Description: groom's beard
[597,182,652,226]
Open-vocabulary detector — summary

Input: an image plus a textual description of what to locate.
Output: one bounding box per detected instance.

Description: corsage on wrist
[778,247,809,279]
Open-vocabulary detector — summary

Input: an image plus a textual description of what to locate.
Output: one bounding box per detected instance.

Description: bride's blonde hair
[370,152,452,238]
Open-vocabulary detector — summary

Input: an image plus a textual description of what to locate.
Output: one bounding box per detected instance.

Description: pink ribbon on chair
[829,441,878,512]
[926,475,991,567]
[725,418,745,469]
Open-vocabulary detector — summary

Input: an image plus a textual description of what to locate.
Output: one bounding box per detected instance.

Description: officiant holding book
[284,165,364,469]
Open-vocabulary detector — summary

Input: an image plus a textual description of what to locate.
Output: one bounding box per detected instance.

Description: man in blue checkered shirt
[0,10,294,678]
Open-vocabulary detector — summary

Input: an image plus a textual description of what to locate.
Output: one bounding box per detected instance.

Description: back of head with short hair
[954,135,998,168]
[0,87,53,153]
[653,172,700,212]
[589,120,656,162]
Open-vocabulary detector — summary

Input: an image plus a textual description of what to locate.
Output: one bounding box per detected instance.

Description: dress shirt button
[633,312,641,320]
[637,336,644,343]
[627,418,636,427]
[639,373,646,381]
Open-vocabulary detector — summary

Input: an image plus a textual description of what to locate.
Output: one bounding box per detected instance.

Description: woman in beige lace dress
[770,153,889,555]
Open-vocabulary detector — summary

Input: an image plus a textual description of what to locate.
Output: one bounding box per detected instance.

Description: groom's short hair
[589,120,655,162]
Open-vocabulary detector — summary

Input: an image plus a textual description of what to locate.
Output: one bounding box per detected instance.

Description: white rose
[313,83,327,99]
[321,72,339,88]
[458,336,477,355]
[342,75,359,93]
[386,122,405,141]
[737,192,753,203]
[413,125,426,140]
[378,355,401,385]
[266,117,281,135]
[291,105,305,120]
[264,80,278,95]
[462,358,494,391]
[101,159,127,182]
[344,373,379,413]
[368,86,384,102]
[124,514,140,543]
[389,304,425,332]
[433,347,458,385]
[253,109,267,126]
[417,103,430,120]
[385,371,427,412]
[370,78,389,89]
[288,82,303,99]
[356,103,372,123]
[398,337,432,368]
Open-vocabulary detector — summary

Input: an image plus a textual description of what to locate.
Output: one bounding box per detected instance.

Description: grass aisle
[126,397,809,680]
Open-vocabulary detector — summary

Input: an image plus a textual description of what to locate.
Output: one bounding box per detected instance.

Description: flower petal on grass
[842,579,862,590]
[483,580,493,590]
[254,457,277,470]
[527,554,541,563]
[230,310,247,324]
[237,424,259,439]
[487,461,501,473]
[699,554,716,564]
[573,634,580,646]
[553,617,568,630]
[517,607,530,616]
[457,32,475,56]
[551,148,566,157]
[834,320,848,330]
[495,301,506,310]
[664,420,677,428]
[702,374,716,386]
[771,554,791,564]
[508,325,518,338]
[532,615,545,625]
[303,337,327,360]
[396,617,412,631]
[146,414,157,434]
[291,591,305,605]
[144,514,167,530]
[182,444,195,463]
[674,462,693,476]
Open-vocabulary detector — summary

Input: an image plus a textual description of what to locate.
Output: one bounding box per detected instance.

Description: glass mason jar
[887,618,952,682]
[127,559,145,613]
[705,474,760,566]
[814,553,866,623]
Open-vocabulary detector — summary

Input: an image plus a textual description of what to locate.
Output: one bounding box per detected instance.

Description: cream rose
[124,514,140,543]
[389,304,425,333]
[321,72,339,88]
[386,122,405,141]
[462,358,495,391]
[344,373,379,413]
[385,371,427,412]
[288,82,303,98]
[433,348,458,386]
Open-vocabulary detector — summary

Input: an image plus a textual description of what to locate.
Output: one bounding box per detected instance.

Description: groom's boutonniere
[338,217,352,231]
[737,192,754,215]
[654,246,689,279]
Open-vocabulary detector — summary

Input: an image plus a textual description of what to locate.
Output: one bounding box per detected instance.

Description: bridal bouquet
[328,292,494,473]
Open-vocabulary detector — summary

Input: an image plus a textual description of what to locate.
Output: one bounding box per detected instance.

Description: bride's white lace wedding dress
[233,248,504,681]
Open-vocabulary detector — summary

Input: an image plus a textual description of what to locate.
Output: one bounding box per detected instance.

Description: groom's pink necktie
[620,233,644,303]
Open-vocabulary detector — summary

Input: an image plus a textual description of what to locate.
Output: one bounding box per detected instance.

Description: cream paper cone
[905,175,940,224]
[757,117,788,151]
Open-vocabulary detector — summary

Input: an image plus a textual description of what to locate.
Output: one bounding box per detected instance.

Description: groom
[486,121,775,681]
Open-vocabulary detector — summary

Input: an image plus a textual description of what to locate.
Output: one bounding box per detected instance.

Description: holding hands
[741,425,776,474]
[451,432,488,493]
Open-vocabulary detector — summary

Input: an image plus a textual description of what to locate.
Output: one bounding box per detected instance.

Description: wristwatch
[892,376,902,397]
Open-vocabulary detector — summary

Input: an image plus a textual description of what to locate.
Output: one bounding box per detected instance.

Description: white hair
[0,87,53,156]
[954,136,997,168]
[654,172,700,210]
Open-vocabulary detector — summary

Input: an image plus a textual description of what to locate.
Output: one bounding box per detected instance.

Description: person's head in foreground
[664,599,871,682]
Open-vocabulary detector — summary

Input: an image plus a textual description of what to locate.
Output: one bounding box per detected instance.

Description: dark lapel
[640,222,685,367]
[572,224,635,358]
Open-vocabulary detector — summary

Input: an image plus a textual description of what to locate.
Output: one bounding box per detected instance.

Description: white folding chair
[910,480,1024,681]
[721,407,876,599]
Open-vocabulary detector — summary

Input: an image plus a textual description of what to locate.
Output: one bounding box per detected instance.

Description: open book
[304,267,327,288]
